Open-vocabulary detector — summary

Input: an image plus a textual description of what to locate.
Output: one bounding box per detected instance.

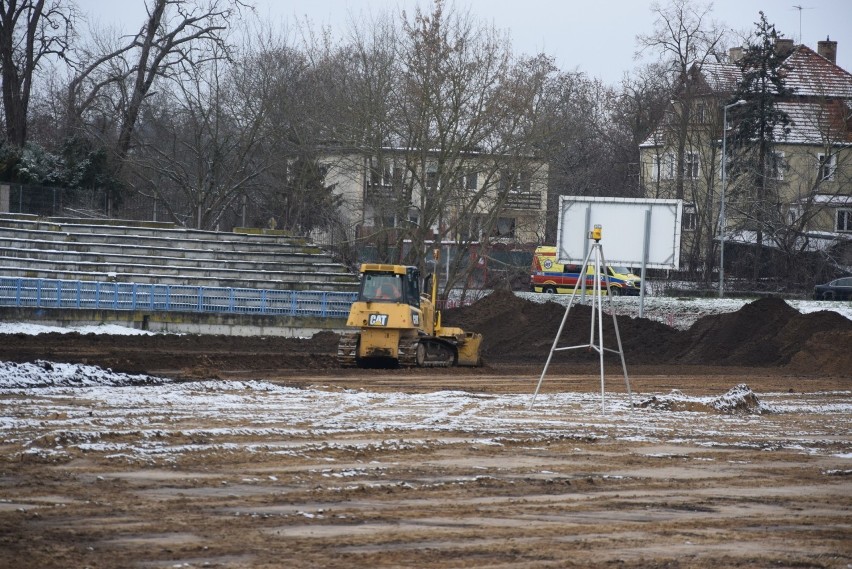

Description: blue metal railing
[0,277,357,318]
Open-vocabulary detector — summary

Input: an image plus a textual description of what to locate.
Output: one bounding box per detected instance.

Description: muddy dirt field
[1,294,851,568]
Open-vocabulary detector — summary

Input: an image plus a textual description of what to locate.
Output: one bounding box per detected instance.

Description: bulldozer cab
[358,265,421,308]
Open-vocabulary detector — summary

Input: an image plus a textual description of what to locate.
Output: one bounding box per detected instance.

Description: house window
[466,172,478,191]
[769,151,785,180]
[695,103,706,124]
[500,170,531,193]
[837,209,852,232]
[519,171,531,192]
[460,214,485,240]
[426,170,438,189]
[369,161,393,186]
[787,206,800,225]
[653,153,675,180]
[494,217,515,238]
[683,152,700,179]
[682,204,697,231]
[818,153,836,181]
[392,166,404,186]
[455,171,478,191]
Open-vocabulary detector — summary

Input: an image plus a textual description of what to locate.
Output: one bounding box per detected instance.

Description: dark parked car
[813,277,852,300]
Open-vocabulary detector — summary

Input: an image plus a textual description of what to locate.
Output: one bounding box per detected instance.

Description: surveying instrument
[530,224,633,413]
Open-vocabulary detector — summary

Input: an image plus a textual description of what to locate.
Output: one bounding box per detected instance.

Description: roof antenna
[791,5,814,45]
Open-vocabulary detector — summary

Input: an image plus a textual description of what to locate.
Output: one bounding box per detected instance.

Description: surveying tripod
[530,225,633,413]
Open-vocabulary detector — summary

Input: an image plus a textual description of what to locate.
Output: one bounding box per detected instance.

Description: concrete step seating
[0,215,358,292]
[0,235,348,272]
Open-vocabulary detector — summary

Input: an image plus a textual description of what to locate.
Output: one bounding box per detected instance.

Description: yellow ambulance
[529,246,642,295]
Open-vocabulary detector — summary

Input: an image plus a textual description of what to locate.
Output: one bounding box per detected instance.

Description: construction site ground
[1,291,850,568]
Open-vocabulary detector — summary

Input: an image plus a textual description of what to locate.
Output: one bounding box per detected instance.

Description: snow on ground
[515,292,852,330]
[0,360,169,388]
[1,295,849,464]
[1,360,850,463]
[0,322,162,335]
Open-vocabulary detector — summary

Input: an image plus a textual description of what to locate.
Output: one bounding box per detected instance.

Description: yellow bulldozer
[337,250,483,368]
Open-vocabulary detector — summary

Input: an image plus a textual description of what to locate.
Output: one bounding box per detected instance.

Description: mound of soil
[785,329,852,376]
[443,289,680,364]
[637,384,766,414]
[663,298,852,371]
[443,293,852,376]
[666,297,800,366]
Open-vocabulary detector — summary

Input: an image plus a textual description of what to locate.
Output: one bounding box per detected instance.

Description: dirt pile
[786,329,852,376]
[443,293,852,375]
[663,297,852,372]
[637,384,767,414]
[443,289,679,364]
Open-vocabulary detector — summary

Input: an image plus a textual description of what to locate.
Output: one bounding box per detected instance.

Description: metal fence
[0,277,357,318]
[2,183,73,217]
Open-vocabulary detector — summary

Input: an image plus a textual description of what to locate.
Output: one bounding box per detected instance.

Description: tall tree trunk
[0,0,47,147]
[753,112,768,285]
[115,0,166,165]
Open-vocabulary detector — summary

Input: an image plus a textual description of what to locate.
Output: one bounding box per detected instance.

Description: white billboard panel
[556,196,682,269]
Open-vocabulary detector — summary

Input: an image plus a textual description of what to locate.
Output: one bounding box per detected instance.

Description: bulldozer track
[337,332,359,367]
[414,337,457,368]
[337,333,455,368]
[398,337,420,367]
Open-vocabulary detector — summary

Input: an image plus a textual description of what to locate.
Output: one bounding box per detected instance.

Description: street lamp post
[719,99,747,297]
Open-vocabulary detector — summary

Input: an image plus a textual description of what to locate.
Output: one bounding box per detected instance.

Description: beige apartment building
[317,147,548,248]
[639,38,852,273]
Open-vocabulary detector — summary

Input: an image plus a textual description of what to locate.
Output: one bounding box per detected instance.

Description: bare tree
[613,64,672,192]
[243,23,355,237]
[67,0,243,165]
[636,0,735,283]
[536,68,667,241]
[375,1,550,291]
[129,45,266,230]
[0,0,73,146]
[638,0,726,201]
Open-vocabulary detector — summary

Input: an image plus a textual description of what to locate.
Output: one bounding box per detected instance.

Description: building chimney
[728,46,743,63]
[817,37,837,64]
[775,38,794,55]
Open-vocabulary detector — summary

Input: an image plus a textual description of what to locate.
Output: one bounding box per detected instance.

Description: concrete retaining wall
[0,307,347,337]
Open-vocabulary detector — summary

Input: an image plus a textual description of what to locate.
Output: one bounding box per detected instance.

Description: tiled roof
[694,61,739,93]
[641,45,852,148]
[641,100,852,148]
[687,46,852,98]
[639,122,668,148]
[781,46,852,98]
[777,100,852,144]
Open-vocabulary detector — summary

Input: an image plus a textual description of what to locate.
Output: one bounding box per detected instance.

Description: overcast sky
[78,0,852,85]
